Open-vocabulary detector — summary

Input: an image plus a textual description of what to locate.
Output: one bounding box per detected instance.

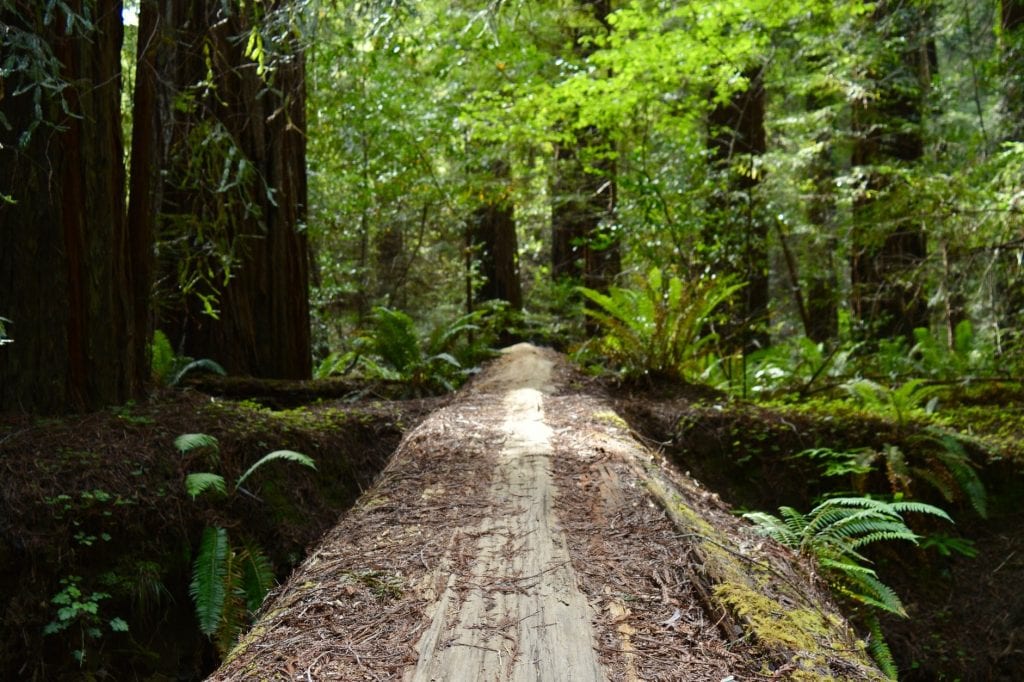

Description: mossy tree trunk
[0,0,146,413]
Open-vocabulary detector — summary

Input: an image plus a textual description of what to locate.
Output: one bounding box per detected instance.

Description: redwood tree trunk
[0,0,144,413]
[849,0,932,342]
[147,0,311,378]
[469,160,523,313]
[706,66,769,353]
[551,0,619,294]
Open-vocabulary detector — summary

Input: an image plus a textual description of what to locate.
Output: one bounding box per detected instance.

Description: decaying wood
[208,344,884,681]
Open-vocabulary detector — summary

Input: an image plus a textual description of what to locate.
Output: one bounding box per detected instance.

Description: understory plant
[176,433,316,654]
[150,330,226,387]
[577,267,744,381]
[315,306,491,394]
[744,497,952,677]
[793,434,987,520]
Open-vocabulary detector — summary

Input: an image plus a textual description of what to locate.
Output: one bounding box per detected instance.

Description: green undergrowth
[0,392,415,680]
[614,377,1024,680]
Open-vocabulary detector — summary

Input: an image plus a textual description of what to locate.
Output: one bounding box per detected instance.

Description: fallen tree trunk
[209,344,884,680]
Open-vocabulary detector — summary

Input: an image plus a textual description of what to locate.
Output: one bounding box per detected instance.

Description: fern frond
[742,511,798,548]
[171,358,226,386]
[929,436,988,518]
[369,307,422,374]
[865,613,898,679]
[185,472,227,499]
[237,536,275,613]
[191,526,229,636]
[236,450,316,489]
[175,433,219,454]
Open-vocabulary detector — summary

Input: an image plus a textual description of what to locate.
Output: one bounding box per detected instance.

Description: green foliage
[236,451,316,490]
[744,497,952,617]
[185,472,227,499]
[790,447,875,479]
[43,575,128,666]
[175,432,220,455]
[845,379,941,430]
[318,306,492,395]
[0,316,12,346]
[577,267,744,381]
[792,435,987,520]
[151,331,226,387]
[190,527,229,637]
[179,433,315,651]
[707,336,859,398]
[865,613,897,680]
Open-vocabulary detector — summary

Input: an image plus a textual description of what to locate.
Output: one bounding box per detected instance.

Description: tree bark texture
[849,0,933,342]
[0,1,144,413]
[706,67,769,353]
[470,202,523,311]
[149,0,311,379]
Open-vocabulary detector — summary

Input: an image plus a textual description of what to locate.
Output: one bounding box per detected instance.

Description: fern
[191,526,229,636]
[369,307,422,374]
[235,450,316,489]
[745,496,951,616]
[865,614,898,679]
[237,537,276,613]
[170,358,226,387]
[150,331,226,386]
[179,434,314,650]
[185,472,227,499]
[577,267,744,380]
[175,432,219,454]
[924,434,987,518]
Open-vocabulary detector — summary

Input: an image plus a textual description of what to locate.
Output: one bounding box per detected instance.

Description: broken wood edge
[589,418,889,681]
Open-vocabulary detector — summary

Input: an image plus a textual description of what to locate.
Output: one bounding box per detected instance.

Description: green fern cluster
[176,433,316,654]
[316,306,488,394]
[190,528,275,654]
[744,497,951,617]
[577,267,743,381]
[845,378,941,430]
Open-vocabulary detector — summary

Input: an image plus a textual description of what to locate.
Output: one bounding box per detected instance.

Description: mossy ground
[0,388,435,680]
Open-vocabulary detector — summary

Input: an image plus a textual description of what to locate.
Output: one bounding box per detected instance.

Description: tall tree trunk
[706,66,769,353]
[804,88,840,344]
[469,161,523,313]
[1001,0,1024,141]
[148,0,311,378]
[469,204,523,310]
[849,0,933,342]
[998,0,1024,331]
[551,0,619,294]
[0,1,144,413]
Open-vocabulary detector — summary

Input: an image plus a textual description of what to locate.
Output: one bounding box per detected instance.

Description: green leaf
[171,359,227,386]
[190,526,229,636]
[175,433,219,454]
[235,451,316,489]
[108,617,129,632]
[237,537,276,613]
[185,473,227,499]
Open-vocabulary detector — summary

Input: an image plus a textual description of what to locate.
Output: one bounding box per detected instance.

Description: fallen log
[208,344,885,680]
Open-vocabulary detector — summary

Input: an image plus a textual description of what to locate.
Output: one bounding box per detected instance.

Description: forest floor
[1,345,1023,680]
